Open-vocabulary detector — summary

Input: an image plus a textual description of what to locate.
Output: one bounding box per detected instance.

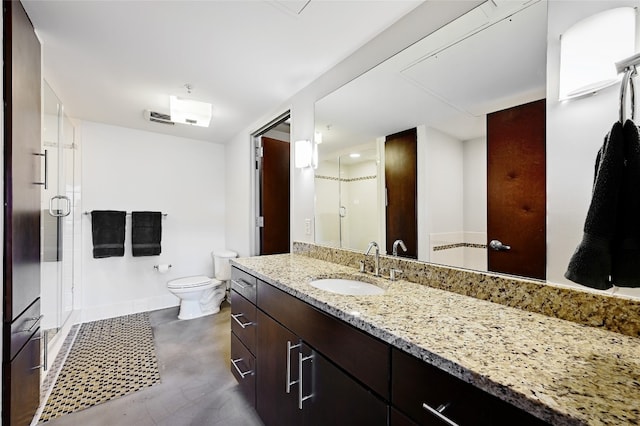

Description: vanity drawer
[231,267,257,303]
[230,290,256,355]
[230,332,256,408]
[391,348,547,426]
[10,298,41,361]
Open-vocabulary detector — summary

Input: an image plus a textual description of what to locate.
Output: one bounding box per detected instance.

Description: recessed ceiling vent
[143,110,175,125]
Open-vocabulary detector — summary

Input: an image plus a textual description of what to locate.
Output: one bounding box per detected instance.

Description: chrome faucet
[392,239,407,256]
[365,241,380,277]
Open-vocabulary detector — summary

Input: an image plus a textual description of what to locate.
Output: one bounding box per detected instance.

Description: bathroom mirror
[314,0,547,277]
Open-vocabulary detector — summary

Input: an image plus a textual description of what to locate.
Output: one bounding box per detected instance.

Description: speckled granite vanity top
[232,254,640,426]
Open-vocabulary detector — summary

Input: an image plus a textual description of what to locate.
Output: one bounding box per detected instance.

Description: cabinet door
[302,344,387,426]
[256,311,301,426]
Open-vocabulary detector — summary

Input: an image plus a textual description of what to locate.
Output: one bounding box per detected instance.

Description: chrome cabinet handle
[232,279,254,289]
[422,402,458,426]
[286,340,301,393]
[20,315,43,333]
[489,240,511,251]
[231,313,253,329]
[230,358,253,378]
[34,150,48,189]
[298,352,313,409]
[49,195,71,217]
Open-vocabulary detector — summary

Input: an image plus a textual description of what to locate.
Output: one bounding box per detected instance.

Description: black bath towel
[131,211,162,257]
[91,210,126,259]
[565,121,626,289]
[611,120,640,287]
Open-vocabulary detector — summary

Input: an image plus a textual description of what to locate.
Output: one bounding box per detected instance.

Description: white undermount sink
[309,278,385,296]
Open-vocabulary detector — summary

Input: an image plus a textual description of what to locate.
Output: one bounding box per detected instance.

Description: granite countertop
[231,254,640,426]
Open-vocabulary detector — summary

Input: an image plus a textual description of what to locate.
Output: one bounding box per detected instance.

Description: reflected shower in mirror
[314,0,547,277]
[316,144,381,251]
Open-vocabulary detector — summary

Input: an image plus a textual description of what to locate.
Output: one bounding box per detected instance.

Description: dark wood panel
[230,290,256,356]
[391,348,548,426]
[257,280,390,399]
[231,267,257,304]
[303,345,388,426]
[385,128,417,258]
[230,332,256,408]
[260,136,290,255]
[9,336,40,426]
[487,99,546,280]
[390,407,419,426]
[3,1,42,425]
[255,310,301,426]
[9,298,39,361]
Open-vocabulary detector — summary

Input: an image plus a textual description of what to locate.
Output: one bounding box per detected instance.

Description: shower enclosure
[41,82,79,367]
[315,145,381,251]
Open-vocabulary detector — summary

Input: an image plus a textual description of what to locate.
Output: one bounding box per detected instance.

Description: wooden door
[260,136,290,255]
[385,128,417,258]
[256,310,301,426]
[3,1,43,425]
[487,99,546,280]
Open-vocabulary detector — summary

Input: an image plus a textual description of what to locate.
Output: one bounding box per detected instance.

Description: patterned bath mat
[39,312,161,423]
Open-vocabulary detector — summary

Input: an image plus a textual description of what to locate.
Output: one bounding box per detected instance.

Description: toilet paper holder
[154,264,172,270]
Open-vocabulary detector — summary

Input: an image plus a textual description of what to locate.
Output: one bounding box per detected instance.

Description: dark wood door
[302,344,387,426]
[3,1,43,425]
[487,99,546,280]
[385,128,417,258]
[256,310,301,426]
[260,136,290,255]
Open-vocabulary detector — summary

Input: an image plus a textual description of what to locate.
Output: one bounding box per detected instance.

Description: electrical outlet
[304,218,312,235]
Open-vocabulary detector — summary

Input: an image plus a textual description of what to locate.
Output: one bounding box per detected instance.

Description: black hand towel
[131,211,162,257]
[565,121,625,289]
[91,210,126,259]
[611,120,640,287]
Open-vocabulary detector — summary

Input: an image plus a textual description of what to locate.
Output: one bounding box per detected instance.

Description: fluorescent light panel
[170,96,212,127]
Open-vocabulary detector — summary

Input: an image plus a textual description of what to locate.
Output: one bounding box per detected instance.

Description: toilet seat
[167,275,213,289]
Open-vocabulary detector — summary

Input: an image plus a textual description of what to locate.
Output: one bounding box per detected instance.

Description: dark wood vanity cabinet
[230,266,548,426]
[229,269,258,407]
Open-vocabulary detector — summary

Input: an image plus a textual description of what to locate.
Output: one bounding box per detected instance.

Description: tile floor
[39,303,264,426]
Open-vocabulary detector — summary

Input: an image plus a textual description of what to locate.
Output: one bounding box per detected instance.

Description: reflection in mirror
[315,144,380,251]
[314,0,547,278]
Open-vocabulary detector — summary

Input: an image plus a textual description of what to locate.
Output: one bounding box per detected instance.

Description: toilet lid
[168,275,212,289]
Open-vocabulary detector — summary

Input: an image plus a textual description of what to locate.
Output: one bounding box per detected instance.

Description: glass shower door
[41,82,75,354]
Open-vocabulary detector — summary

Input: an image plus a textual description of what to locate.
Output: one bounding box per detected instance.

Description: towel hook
[619,65,637,123]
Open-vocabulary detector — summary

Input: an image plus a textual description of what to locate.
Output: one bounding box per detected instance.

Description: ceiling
[22,0,423,143]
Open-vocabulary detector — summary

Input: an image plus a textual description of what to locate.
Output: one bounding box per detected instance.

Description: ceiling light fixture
[169,83,212,127]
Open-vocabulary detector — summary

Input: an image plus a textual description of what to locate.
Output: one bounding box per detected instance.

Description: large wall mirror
[314,0,548,279]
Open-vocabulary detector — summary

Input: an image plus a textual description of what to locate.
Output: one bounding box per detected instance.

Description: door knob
[489,240,511,251]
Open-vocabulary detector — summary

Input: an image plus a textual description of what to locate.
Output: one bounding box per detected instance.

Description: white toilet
[167,250,237,320]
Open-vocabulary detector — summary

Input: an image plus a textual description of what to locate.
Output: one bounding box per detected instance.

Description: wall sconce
[295,139,317,169]
[559,7,637,100]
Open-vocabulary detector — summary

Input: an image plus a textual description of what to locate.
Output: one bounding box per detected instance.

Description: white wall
[463,136,486,234]
[225,1,483,257]
[80,121,227,321]
[343,161,379,250]
[315,160,340,246]
[547,0,640,298]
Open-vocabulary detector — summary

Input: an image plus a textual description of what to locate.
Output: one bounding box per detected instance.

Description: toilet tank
[212,250,238,280]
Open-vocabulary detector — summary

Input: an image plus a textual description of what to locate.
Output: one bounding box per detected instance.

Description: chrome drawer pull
[298,352,314,409]
[30,364,44,371]
[286,340,301,393]
[232,279,254,289]
[20,314,43,333]
[230,358,253,378]
[231,313,253,329]
[422,402,458,426]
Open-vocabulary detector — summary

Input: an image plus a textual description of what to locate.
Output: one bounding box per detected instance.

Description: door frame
[250,111,291,256]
